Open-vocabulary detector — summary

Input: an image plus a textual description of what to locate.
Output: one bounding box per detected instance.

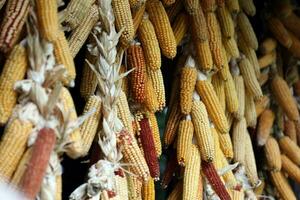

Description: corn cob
[232,117,247,164]
[280,12,300,37]
[80,52,97,99]
[217,130,233,159]
[233,75,245,120]
[127,44,147,103]
[36,0,59,41]
[191,98,215,162]
[287,31,300,58]
[184,0,200,15]
[202,161,231,200]
[245,131,259,187]
[0,44,27,125]
[148,113,162,157]
[270,171,297,200]
[180,62,197,114]
[279,136,300,165]
[177,117,193,166]
[229,189,244,200]
[146,0,177,58]
[239,0,255,16]
[217,6,234,39]
[258,51,276,69]
[0,0,30,53]
[80,95,101,156]
[196,174,203,200]
[224,73,239,114]
[223,37,239,59]
[112,0,134,47]
[138,16,161,71]
[56,175,62,200]
[271,75,299,122]
[196,79,229,134]
[267,16,292,49]
[168,181,183,200]
[212,126,223,170]
[132,4,145,34]
[194,40,214,71]
[284,120,297,143]
[166,0,183,23]
[63,0,95,30]
[257,109,275,146]
[211,74,226,111]
[118,130,150,182]
[237,12,258,50]
[146,68,165,111]
[11,147,32,186]
[238,57,263,99]
[220,152,238,188]
[142,178,155,200]
[183,145,201,200]
[225,110,234,129]
[201,0,217,13]
[260,38,277,54]
[0,119,32,181]
[52,31,76,86]
[127,176,142,200]
[244,90,257,128]
[281,154,300,184]
[68,5,99,58]
[172,13,188,46]
[117,91,134,135]
[19,128,56,200]
[144,76,160,112]
[129,0,145,10]
[255,95,269,117]
[225,0,240,14]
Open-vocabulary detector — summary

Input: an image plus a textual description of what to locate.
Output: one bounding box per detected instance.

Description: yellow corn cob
[232,117,247,164]
[52,31,76,86]
[218,52,231,81]
[166,0,183,23]
[225,110,234,128]
[79,53,97,99]
[146,0,177,58]
[129,0,145,10]
[144,76,160,112]
[191,99,215,162]
[180,64,197,114]
[260,38,277,54]
[270,171,297,200]
[172,13,188,46]
[164,101,181,146]
[284,120,297,143]
[271,75,300,122]
[206,12,223,70]
[212,126,223,170]
[281,154,300,184]
[238,57,263,100]
[217,6,234,39]
[211,74,226,111]
[112,0,134,47]
[148,112,162,157]
[268,16,292,49]
[196,174,203,200]
[279,136,300,165]
[183,145,201,200]
[168,181,183,200]
[146,68,166,111]
[0,118,32,181]
[0,44,27,125]
[138,16,161,70]
[56,175,62,200]
[237,12,258,50]
[258,72,269,86]
[244,90,257,128]
[224,73,239,114]
[184,0,200,15]
[117,91,134,135]
[196,79,229,134]
[229,190,244,200]
[239,0,255,16]
[10,147,32,186]
[189,2,208,41]
[255,95,269,117]
[177,117,193,166]
[257,109,275,146]
[201,0,217,12]
[133,6,146,35]
[80,95,101,156]
[142,178,155,200]
[223,37,239,59]
[264,137,282,171]
[127,176,143,200]
[111,176,129,200]
[68,5,99,58]
[36,0,59,41]
[233,75,245,120]
[258,51,276,69]
[217,131,233,159]
[245,131,259,187]
[226,0,240,14]
[194,40,214,71]
[220,152,238,188]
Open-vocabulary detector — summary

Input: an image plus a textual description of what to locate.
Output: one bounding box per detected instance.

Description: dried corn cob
[144,76,160,112]
[279,136,300,165]
[223,37,239,59]
[196,175,203,200]
[147,113,161,157]
[226,0,240,14]
[217,5,234,39]
[129,0,145,10]
[184,0,200,15]
[217,130,233,159]
[196,78,229,134]
[191,98,215,162]
[284,120,297,143]
[112,0,134,47]
[146,0,177,58]
[177,116,193,166]
[80,95,101,156]
[239,0,255,16]
[233,75,245,120]
[224,73,239,114]
[270,171,297,200]
[229,189,244,200]
[168,181,182,200]
[255,95,269,117]
[11,147,32,186]
[138,16,161,71]
[163,101,181,147]
[258,51,276,69]
[0,119,32,181]
[238,57,263,100]
[56,175,62,200]
[232,117,247,164]
[183,145,201,200]
[166,0,183,23]
[237,12,258,50]
[133,4,146,35]
[80,52,97,99]
[201,0,216,13]
[267,16,292,49]
[281,154,300,184]
[287,31,300,58]
[271,75,300,122]
[146,68,165,110]
[0,0,30,53]
[245,131,259,187]
[211,74,226,111]
[244,90,257,128]
[117,91,134,135]
[142,178,155,200]
[194,41,214,71]
[0,44,27,125]
[127,176,143,200]
[260,38,277,54]
[127,44,146,103]
[172,13,188,45]
[257,109,275,146]
[212,126,223,170]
